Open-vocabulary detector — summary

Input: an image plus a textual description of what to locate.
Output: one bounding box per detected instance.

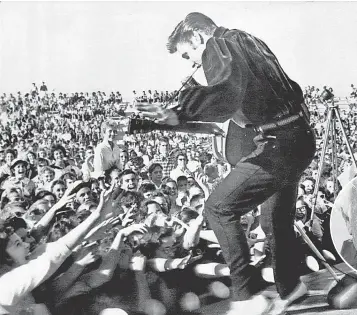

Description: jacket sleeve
[0,241,71,308]
[176,37,249,123]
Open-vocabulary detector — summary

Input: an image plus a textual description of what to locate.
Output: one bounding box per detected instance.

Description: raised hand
[95,183,116,216]
[84,216,121,241]
[195,172,208,188]
[119,223,148,238]
[119,207,137,227]
[75,247,99,267]
[55,193,76,209]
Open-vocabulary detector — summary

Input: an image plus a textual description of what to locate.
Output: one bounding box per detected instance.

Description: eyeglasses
[296,206,307,211]
[30,209,44,216]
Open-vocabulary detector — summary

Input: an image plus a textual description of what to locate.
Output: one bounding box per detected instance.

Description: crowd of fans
[0,82,357,315]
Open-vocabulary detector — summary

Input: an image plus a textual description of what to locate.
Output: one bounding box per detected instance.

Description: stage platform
[197,263,357,315]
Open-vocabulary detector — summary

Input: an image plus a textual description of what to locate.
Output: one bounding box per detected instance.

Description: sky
[1,1,357,99]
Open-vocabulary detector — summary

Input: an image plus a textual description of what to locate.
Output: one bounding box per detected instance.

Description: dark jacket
[176,26,304,127]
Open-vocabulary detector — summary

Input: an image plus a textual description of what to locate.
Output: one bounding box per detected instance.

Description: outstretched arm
[135,38,248,125]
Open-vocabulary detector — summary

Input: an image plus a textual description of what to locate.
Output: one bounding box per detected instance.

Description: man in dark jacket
[136,12,316,315]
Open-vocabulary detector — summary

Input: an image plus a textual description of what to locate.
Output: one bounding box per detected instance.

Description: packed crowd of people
[0,82,357,315]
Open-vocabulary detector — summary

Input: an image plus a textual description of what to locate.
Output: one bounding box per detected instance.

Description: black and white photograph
[1,1,357,315]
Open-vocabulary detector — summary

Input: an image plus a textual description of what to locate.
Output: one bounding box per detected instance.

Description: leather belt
[251,111,305,133]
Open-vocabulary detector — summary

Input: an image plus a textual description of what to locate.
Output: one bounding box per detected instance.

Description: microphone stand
[309,99,357,225]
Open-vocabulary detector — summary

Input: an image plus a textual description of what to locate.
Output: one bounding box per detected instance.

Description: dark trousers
[205,119,316,301]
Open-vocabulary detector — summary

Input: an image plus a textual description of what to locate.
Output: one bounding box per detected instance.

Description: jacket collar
[213,26,228,38]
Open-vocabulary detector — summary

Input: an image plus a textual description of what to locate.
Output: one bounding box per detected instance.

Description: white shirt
[170,167,193,182]
[93,140,122,173]
[187,160,202,174]
[0,240,71,314]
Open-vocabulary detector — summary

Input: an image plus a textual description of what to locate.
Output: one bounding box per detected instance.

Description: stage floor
[197,263,357,315]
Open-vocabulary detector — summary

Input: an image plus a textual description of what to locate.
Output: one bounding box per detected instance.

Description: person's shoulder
[95,141,106,150]
[348,176,357,189]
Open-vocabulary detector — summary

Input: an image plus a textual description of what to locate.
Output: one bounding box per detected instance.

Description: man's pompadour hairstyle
[167,12,217,54]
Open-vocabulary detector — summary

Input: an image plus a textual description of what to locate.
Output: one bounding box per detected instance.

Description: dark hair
[177,175,188,183]
[167,12,217,53]
[4,215,27,232]
[150,190,171,214]
[303,177,316,185]
[34,190,57,203]
[190,193,204,206]
[138,181,157,194]
[140,199,162,218]
[119,169,137,179]
[119,190,143,208]
[5,148,16,158]
[158,136,169,144]
[177,207,199,224]
[51,180,66,192]
[298,184,306,195]
[148,163,163,175]
[59,172,77,183]
[0,220,15,265]
[0,202,26,221]
[47,218,76,242]
[37,158,49,166]
[161,178,177,197]
[296,196,312,219]
[51,144,67,159]
[173,151,187,168]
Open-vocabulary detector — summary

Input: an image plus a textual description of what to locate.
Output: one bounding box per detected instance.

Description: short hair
[158,136,169,144]
[77,200,97,213]
[138,181,157,194]
[148,163,163,175]
[167,12,217,54]
[0,220,15,265]
[5,149,16,158]
[105,166,121,183]
[26,200,50,218]
[40,166,55,177]
[37,158,49,166]
[4,215,27,232]
[119,169,137,180]
[177,207,199,224]
[51,144,67,159]
[190,193,205,207]
[162,177,177,187]
[177,175,188,183]
[59,172,77,182]
[140,199,162,218]
[0,202,26,221]
[47,218,76,242]
[119,190,143,207]
[101,120,117,136]
[51,180,66,192]
[34,190,56,202]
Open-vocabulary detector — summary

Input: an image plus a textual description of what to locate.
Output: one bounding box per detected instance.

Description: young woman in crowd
[148,163,163,189]
[0,184,114,314]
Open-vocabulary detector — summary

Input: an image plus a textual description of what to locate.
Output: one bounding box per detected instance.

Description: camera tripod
[309,100,357,222]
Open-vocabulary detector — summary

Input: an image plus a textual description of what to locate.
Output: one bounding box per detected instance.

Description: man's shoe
[226,295,270,315]
[268,281,308,315]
